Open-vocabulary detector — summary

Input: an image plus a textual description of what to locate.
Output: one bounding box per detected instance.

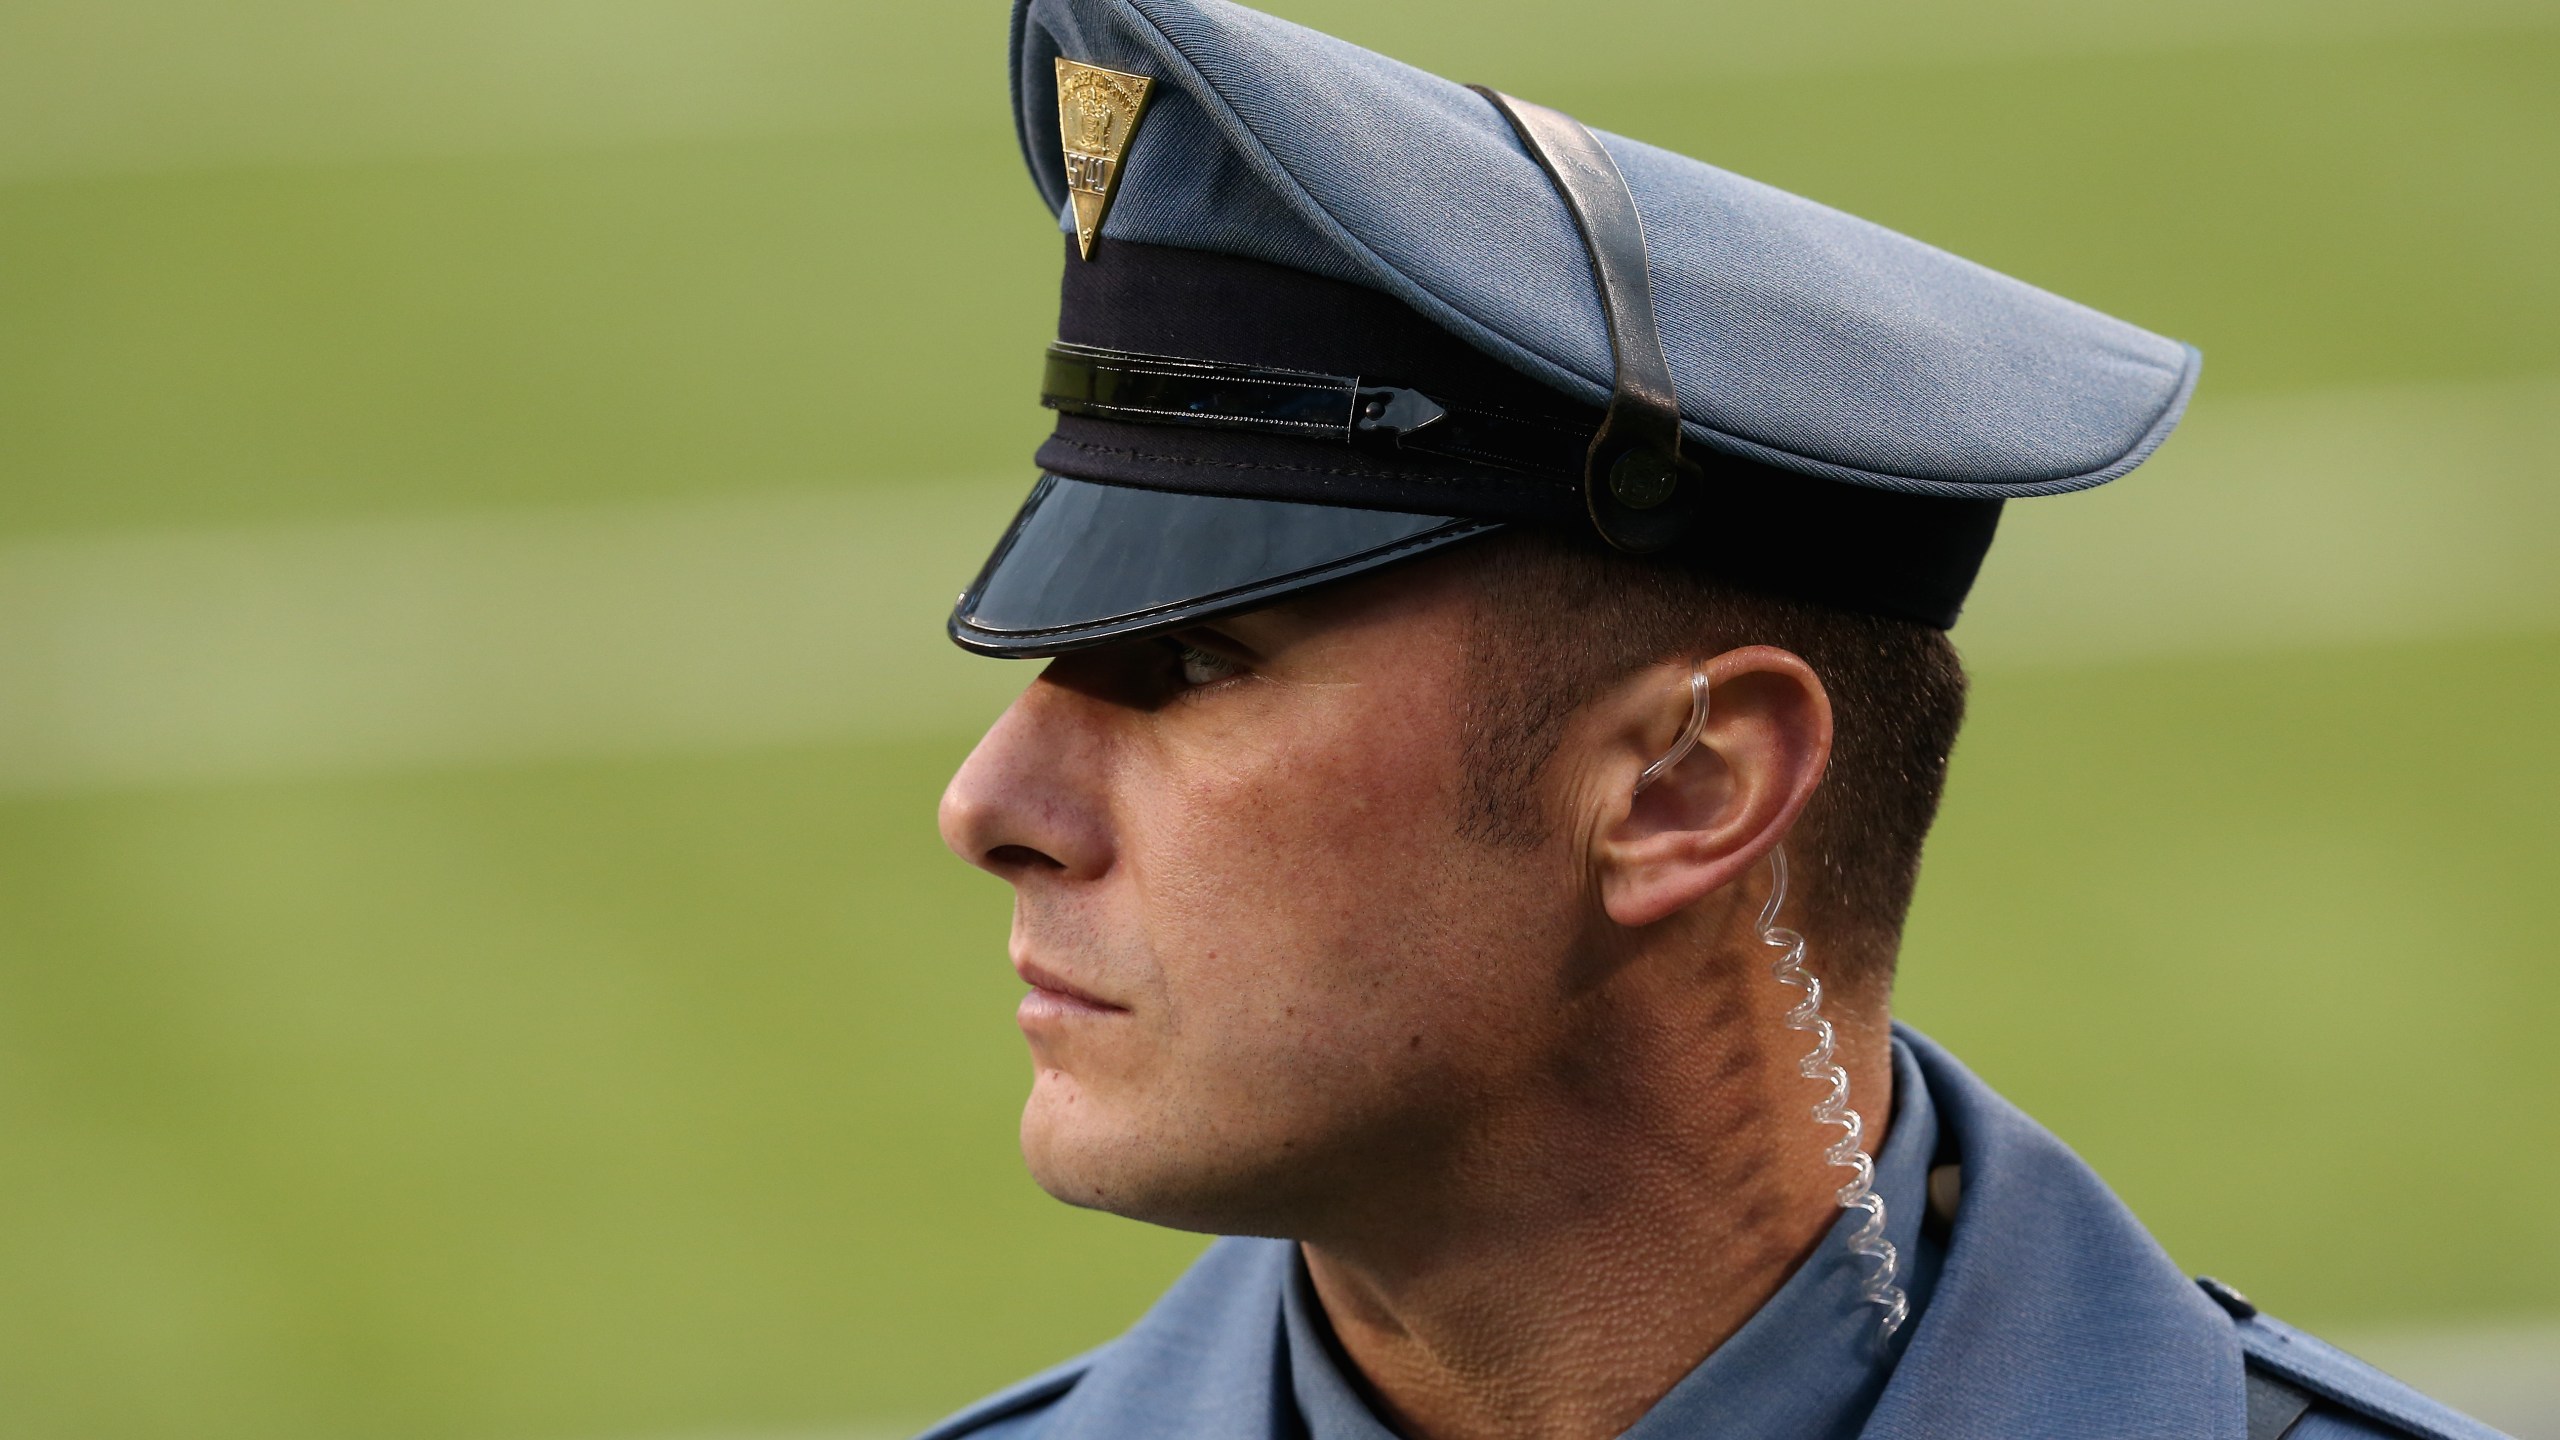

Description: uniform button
[2196,1276,2258,1320]
[1926,1164,1962,1226]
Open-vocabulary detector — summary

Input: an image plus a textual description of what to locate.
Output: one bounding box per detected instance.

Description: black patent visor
[949,474,1496,657]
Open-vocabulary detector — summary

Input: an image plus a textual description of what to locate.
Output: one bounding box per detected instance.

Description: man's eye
[1174,644,1243,688]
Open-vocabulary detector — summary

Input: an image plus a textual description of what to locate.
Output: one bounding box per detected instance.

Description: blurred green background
[2,1,2556,1437]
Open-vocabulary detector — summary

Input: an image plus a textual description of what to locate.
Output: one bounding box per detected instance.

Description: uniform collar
[1862,1025,2245,1439]
[1035,1025,2246,1440]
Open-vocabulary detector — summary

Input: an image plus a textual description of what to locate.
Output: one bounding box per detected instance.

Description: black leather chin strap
[1470,86,1702,553]
[1041,342,1597,483]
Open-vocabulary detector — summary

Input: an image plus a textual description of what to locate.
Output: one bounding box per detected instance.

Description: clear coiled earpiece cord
[1636,664,1909,1343]
[1759,846,1909,1342]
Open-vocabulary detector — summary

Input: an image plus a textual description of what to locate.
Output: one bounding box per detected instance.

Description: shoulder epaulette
[2195,1278,2510,1440]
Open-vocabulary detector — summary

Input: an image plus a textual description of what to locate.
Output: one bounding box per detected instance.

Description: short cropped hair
[1457,530,1970,992]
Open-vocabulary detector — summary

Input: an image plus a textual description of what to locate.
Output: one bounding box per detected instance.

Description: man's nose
[939,676,1115,883]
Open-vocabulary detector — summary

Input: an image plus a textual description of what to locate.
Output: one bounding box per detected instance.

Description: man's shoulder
[2202,1280,2511,1440]
[909,1346,1107,1440]
[909,1238,1298,1440]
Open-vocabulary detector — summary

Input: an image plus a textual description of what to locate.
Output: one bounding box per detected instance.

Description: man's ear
[1587,647,1833,929]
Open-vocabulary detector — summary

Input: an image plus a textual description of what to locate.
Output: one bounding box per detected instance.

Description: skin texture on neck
[1299,903,1895,1440]
[940,546,1896,1440]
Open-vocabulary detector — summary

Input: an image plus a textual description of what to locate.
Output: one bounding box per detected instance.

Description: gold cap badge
[1055,59,1155,260]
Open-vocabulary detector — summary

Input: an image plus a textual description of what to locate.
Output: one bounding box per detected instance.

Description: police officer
[928,2,2503,1436]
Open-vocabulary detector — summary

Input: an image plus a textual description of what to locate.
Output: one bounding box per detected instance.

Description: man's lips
[1013,958,1128,1015]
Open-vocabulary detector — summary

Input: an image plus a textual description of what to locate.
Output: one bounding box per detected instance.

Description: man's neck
[1296,970,1896,1440]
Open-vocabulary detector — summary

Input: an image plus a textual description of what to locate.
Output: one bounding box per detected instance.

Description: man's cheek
[1069,1015,1172,1099]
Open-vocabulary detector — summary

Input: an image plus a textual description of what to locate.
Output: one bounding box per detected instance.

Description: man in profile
[925,2,2498,1436]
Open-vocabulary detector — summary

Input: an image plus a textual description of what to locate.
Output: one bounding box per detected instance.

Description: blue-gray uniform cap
[950,0,2201,657]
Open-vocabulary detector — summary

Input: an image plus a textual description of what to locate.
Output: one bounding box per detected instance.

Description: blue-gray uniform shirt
[922,1027,2503,1440]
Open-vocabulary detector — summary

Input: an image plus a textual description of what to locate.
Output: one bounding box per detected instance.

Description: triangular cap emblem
[1055,59,1155,260]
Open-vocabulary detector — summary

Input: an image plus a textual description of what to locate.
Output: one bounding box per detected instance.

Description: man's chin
[1019,1088,1308,1237]
[1019,1075,1147,1216]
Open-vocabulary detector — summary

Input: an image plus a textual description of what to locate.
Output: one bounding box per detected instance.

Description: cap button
[2196,1276,2258,1320]
[1608,448,1678,510]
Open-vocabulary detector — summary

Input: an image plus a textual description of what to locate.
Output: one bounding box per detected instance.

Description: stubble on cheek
[1016,594,1534,1226]
[1118,717,1536,1209]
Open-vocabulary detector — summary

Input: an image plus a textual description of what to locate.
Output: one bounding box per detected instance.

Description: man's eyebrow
[1169,624,1269,663]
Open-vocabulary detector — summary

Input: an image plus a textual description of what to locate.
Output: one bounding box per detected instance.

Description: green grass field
[1,2,2555,1437]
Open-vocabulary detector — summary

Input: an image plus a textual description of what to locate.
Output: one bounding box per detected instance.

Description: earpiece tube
[1760,845,1909,1342]
[1634,666,1712,794]
[1634,663,1910,1343]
